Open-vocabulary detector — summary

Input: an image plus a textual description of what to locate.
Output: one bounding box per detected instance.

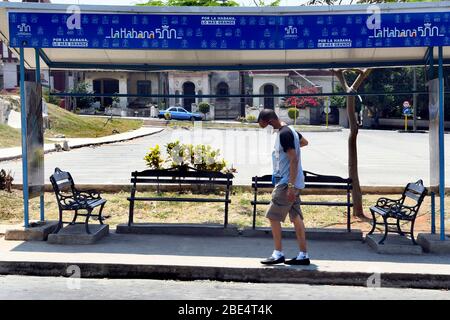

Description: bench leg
[410,220,417,245]
[70,210,78,225]
[378,216,389,245]
[396,219,405,236]
[85,209,92,234]
[128,200,135,226]
[98,203,106,225]
[54,209,63,234]
[252,203,257,230]
[368,209,377,235]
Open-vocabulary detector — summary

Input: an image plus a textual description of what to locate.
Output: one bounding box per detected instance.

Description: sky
[7,0,331,7]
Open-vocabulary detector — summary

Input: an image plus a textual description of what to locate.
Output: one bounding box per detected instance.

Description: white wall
[168,72,210,107]
[2,62,18,89]
[251,74,286,108]
[307,75,336,94]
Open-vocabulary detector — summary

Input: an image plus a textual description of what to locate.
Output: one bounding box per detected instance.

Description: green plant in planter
[112,94,120,107]
[144,140,235,173]
[144,145,164,169]
[288,108,299,121]
[246,114,256,123]
[198,102,210,118]
[164,111,171,120]
[166,140,192,168]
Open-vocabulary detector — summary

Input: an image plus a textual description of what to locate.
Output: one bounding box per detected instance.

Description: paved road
[1,276,449,300]
[1,127,449,186]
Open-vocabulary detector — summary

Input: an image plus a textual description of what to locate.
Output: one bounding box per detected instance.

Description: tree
[304,0,412,218]
[137,0,239,6]
[252,0,281,6]
[333,69,372,218]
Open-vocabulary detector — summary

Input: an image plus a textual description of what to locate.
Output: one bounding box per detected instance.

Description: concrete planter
[150,106,159,118]
[245,106,260,120]
[276,107,310,125]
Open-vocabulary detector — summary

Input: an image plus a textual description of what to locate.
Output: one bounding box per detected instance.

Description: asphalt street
[1,276,449,300]
[1,127,448,186]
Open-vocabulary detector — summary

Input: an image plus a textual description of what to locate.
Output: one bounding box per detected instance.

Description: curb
[0,260,449,290]
[0,128,164,162]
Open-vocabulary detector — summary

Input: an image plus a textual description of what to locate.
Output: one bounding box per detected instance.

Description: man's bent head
[257,109,279,128]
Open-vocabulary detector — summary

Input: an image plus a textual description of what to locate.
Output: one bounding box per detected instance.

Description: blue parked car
[158,107,203,121]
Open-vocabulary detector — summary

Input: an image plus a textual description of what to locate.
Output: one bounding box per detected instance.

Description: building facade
[0,41,19,91]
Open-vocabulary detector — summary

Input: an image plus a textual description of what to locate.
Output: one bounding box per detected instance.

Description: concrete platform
[366,234,423,255]
[4,221,59,241]
[47,224,109,245]
[1,232,450,290]
[116,223,240,237]
[242,227,363,241]
[417,233,450,254]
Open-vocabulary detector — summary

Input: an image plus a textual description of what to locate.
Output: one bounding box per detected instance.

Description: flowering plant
[285,87,322,109]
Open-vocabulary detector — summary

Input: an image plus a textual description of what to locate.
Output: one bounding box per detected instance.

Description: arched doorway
[263,84,275,109]
[215,82,232,119]
[182,81,195,111]
[93,78,119,109]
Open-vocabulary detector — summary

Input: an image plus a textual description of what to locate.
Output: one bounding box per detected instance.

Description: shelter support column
[35,48,45,222]
[438,46,446,241]
[19,46,29,228]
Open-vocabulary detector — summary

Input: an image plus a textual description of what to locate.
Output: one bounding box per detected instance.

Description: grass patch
[1,189,445,233]
[45,104,143,138]
[0,124,21,148]
[0,104,143,148]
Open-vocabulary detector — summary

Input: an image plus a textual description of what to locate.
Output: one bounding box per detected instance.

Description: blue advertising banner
[8,11,450,50]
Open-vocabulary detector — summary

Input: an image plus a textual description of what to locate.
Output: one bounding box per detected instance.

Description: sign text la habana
[8,8,450,50]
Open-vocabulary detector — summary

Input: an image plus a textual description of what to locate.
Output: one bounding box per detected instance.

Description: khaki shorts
[266,184,303,222]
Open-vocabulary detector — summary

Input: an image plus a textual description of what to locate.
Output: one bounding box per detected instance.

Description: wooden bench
[368,179,427,245]
[127,166,234,228]
[251,171,353,232]
[49,167,107,234]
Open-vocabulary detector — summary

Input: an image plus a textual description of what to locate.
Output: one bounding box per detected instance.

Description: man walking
[257,109,310,265]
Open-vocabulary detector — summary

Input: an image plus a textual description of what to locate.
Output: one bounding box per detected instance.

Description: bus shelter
[0,1,448,239]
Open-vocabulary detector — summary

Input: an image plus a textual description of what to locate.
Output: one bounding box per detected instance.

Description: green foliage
[70,82,95,109]
[246,114,257,122]
[330,83,346,109]
[43,88,61,106]
[144,140,234,173]
[137,0,239,6]
[253,0,281,6]
[360,67,429,119]
[164,111,171,120]
[112,94,120,106]
[198,102,210,115]
[288,108,299,120]
[144,145,165,169]
[0,169,13,192]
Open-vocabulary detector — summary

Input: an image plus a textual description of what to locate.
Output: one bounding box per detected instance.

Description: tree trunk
[346,95,364,217]
[333,69,372,218]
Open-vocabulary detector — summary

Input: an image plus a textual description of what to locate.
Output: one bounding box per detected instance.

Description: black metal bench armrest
[388,203,417,217]
[75,189,101,200]
[376,197,402,209]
